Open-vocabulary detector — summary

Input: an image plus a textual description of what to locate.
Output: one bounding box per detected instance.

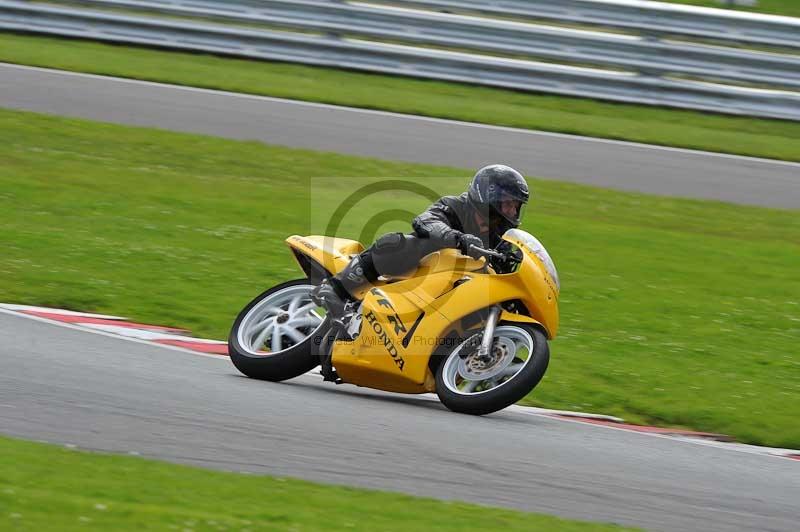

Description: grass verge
[0,436,630,531]
[1,32,799,162]
[1,108,798,448]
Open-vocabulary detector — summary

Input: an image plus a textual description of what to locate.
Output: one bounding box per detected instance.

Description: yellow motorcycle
[228,228,559,415]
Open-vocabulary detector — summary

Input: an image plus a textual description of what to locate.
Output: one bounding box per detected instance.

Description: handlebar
[468,244,522,264]
[468,245,504,260]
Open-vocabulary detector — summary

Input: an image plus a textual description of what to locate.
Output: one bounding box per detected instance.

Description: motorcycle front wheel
[435,323,549,415]
[228,279,326,381]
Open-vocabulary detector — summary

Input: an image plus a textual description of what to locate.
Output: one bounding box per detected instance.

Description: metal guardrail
[54,0,800,90]
[1,0,799,120]
[389,0,800,49]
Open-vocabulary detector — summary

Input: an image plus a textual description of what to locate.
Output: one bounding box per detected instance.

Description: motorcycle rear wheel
[435,323,549,415]
[228,279,325,382]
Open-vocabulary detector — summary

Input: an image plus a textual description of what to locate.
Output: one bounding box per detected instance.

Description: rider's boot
[311,278,350,322]
[311,255,372,322]
[311,256,372,383]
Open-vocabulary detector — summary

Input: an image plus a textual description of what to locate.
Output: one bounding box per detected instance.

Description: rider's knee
[373,232,406,253]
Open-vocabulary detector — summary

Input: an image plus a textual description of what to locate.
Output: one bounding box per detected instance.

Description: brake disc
[458,337,517,381]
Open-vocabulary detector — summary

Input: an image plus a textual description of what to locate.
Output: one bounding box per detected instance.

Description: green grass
[666,0,800,17]
[1,108,799,448]
[1,32,800,162]
[0,436,630,531]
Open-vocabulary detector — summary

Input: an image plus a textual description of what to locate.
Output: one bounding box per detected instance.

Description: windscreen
[504,229,560,291]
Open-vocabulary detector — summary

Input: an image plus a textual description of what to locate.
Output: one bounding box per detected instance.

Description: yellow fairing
[406,255,558,342]
[330,245,558,394]
[331,285,436,393]
[286,235,364,276]
[330,250,488,394]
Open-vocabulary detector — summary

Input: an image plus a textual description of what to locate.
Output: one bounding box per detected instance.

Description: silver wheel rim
[236,284,325,356]
[442,326,535,396]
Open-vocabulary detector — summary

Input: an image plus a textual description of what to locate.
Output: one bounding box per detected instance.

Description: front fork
[477,305,501,362]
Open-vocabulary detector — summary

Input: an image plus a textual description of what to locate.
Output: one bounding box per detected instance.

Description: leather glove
[457,233,485,259]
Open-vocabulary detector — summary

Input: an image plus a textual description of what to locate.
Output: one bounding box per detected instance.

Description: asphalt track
[1,312,798,532]
[1,63,799,209]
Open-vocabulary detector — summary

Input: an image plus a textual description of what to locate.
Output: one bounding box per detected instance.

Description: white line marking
[80,323,226,343]
[668,436,800,460]
[0,307,228,361]
[3,62,800,169]
[0,303,126,320]
[523,409,800,462]
[507,405,624,422]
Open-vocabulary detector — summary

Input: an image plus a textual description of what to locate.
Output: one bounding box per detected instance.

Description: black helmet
[468,164,529,229]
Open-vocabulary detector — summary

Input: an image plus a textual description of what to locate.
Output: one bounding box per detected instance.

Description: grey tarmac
[0,63,798,209]
[1,312,798,532]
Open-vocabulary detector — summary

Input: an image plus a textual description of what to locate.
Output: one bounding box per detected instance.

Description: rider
[312,164,530,317]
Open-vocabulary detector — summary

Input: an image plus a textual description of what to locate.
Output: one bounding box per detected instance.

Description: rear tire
[436,323,549,415]
[228,279,324,382]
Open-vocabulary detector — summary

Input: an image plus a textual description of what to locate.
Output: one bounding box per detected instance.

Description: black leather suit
[349,192,502,288]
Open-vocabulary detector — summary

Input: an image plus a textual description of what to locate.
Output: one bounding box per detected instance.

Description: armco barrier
[2,0,798,119]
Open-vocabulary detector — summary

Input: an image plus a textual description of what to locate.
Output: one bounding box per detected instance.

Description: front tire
[228,279,325,382]
[436,323,549,415]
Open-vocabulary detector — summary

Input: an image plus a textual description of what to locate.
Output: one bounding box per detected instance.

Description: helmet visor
[491,193,527,227]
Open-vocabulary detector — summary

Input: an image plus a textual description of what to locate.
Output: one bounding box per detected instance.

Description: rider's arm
[412,199,464,248]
